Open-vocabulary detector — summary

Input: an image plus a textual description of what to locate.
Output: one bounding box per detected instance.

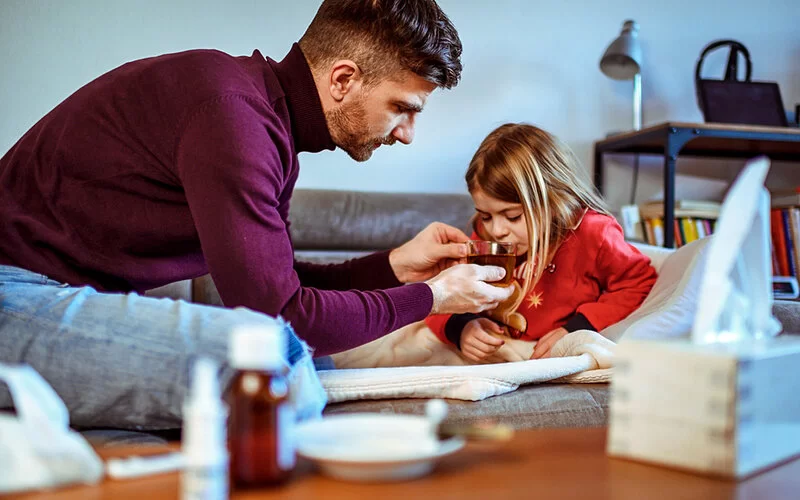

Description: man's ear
[328,59,362,102]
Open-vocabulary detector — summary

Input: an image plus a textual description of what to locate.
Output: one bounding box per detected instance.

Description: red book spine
[772,209,791,276]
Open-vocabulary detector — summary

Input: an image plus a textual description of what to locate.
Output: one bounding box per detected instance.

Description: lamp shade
[600,20,642,80]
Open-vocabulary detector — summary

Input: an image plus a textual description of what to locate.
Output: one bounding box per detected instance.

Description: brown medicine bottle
[226,323,295,488]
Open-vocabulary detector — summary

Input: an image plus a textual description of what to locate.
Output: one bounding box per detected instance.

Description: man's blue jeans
[0,265,327,430]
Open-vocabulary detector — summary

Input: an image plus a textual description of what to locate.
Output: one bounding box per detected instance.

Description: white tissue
[692,157,782,344]
[0,364,103,494]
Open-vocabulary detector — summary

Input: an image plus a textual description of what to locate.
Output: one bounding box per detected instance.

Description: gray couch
[143,188,800,434]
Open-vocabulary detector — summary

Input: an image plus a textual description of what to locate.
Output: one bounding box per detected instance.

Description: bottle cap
[229,321,287,371]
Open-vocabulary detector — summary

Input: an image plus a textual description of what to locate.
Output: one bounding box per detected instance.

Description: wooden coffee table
[12,427,799,499]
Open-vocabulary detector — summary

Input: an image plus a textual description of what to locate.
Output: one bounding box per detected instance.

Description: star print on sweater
[527,291,543,308]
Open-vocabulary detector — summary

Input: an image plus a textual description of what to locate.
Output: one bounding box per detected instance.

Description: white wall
[2,0,799,210]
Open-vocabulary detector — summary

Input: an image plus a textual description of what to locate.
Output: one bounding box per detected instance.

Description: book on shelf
[639,199,721,220]
[641,199,722,212]
[636,199,720,248]
[640,217,716,248]
[767,188,800,280]
[771,206,800,281]
[634,194,800,299]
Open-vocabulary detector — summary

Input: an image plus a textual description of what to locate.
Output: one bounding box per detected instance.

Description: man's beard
[325,98,395,162]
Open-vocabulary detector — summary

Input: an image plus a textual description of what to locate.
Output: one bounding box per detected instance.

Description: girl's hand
[531,327,569,359]
[461,318,505,363]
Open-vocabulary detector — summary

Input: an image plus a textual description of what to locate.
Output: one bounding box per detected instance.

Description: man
[0,0,512,428]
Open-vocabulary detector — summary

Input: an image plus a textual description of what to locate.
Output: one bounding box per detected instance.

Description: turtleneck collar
[268,43,336,154]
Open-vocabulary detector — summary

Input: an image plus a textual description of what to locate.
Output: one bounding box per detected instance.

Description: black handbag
[694,39,788,127]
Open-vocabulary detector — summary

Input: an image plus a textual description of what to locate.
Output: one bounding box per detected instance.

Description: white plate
[294,413,465,482]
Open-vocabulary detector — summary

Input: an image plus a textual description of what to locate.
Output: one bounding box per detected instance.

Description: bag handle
[695,39,752,84]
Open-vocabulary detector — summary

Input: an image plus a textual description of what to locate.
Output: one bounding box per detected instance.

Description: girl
[426,123,658,362]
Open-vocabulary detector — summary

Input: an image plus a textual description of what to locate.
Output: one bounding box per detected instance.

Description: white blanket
[322,328,614,403]
[321,242,712,403]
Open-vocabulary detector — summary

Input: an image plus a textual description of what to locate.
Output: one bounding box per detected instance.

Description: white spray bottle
[181,357,229,500]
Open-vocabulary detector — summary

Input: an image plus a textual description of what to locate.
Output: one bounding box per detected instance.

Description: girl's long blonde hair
[466,123,611,309]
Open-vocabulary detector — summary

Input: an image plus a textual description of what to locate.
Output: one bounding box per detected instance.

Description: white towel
[321,329,615,402]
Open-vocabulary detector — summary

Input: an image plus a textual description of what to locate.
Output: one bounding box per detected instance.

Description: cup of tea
[466,240,517,287]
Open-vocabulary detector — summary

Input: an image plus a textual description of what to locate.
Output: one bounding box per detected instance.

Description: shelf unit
[593,121,800,248]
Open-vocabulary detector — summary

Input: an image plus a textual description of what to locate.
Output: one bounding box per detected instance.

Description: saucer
[294,413,465,482]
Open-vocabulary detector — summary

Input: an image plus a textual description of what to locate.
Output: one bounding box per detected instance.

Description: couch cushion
[323,383,609,429]
[775,300,800,335]
[144,280,192,302]
[191,274,223,307]
[294,250,373,265]
[81,384,606,447]
[288,189,475,250]
[81,429,180,448]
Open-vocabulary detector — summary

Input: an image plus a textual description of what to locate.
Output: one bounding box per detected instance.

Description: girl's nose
[492,222,511,240]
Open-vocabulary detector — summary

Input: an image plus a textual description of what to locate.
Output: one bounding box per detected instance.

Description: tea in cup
[466,240,517,287]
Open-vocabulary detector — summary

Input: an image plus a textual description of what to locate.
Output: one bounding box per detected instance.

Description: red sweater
[426,210,658,344]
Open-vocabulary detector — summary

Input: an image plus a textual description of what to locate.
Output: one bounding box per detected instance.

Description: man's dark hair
[299,0,462,89]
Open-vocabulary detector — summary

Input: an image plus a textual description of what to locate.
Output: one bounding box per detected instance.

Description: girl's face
[471,187,529,255]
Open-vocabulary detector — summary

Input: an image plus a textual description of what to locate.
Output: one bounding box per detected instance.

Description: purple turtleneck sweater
[0,44,433,355]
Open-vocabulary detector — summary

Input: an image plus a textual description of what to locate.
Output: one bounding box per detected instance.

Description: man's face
[326,70,437,162]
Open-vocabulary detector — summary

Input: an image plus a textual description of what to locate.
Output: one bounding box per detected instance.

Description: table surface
[594,121,800,159]
[11,427,800,500]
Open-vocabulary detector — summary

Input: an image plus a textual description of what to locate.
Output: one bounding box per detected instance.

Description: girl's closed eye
[477,212,521,223]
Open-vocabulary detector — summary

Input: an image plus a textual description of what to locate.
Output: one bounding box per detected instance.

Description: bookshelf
[771,194,800,281]
[637,200,719,248]
[633,194,800,299]
[594,122,800,248]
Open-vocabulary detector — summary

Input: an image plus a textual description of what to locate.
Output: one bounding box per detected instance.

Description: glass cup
[466,240,517,287]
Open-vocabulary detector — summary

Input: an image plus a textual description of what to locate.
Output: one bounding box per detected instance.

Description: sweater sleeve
[575,221,658,331]
[425,314,452,345]
[176,95,432,356]
[293,250,403,291]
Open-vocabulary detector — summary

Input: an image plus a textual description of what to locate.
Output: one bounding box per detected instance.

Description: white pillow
[630,242,675,273]
[601,237,712,342]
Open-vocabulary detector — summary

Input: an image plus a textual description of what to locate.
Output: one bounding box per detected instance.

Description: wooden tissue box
[607,337,800,478]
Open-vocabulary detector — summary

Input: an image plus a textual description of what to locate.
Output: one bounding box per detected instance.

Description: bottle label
[277,403,296,470]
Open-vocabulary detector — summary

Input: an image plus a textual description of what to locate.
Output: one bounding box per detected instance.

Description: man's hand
[389,222,469,283]
[461,318,505,363]
[425,264,514,315]
[531,327,569,359]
